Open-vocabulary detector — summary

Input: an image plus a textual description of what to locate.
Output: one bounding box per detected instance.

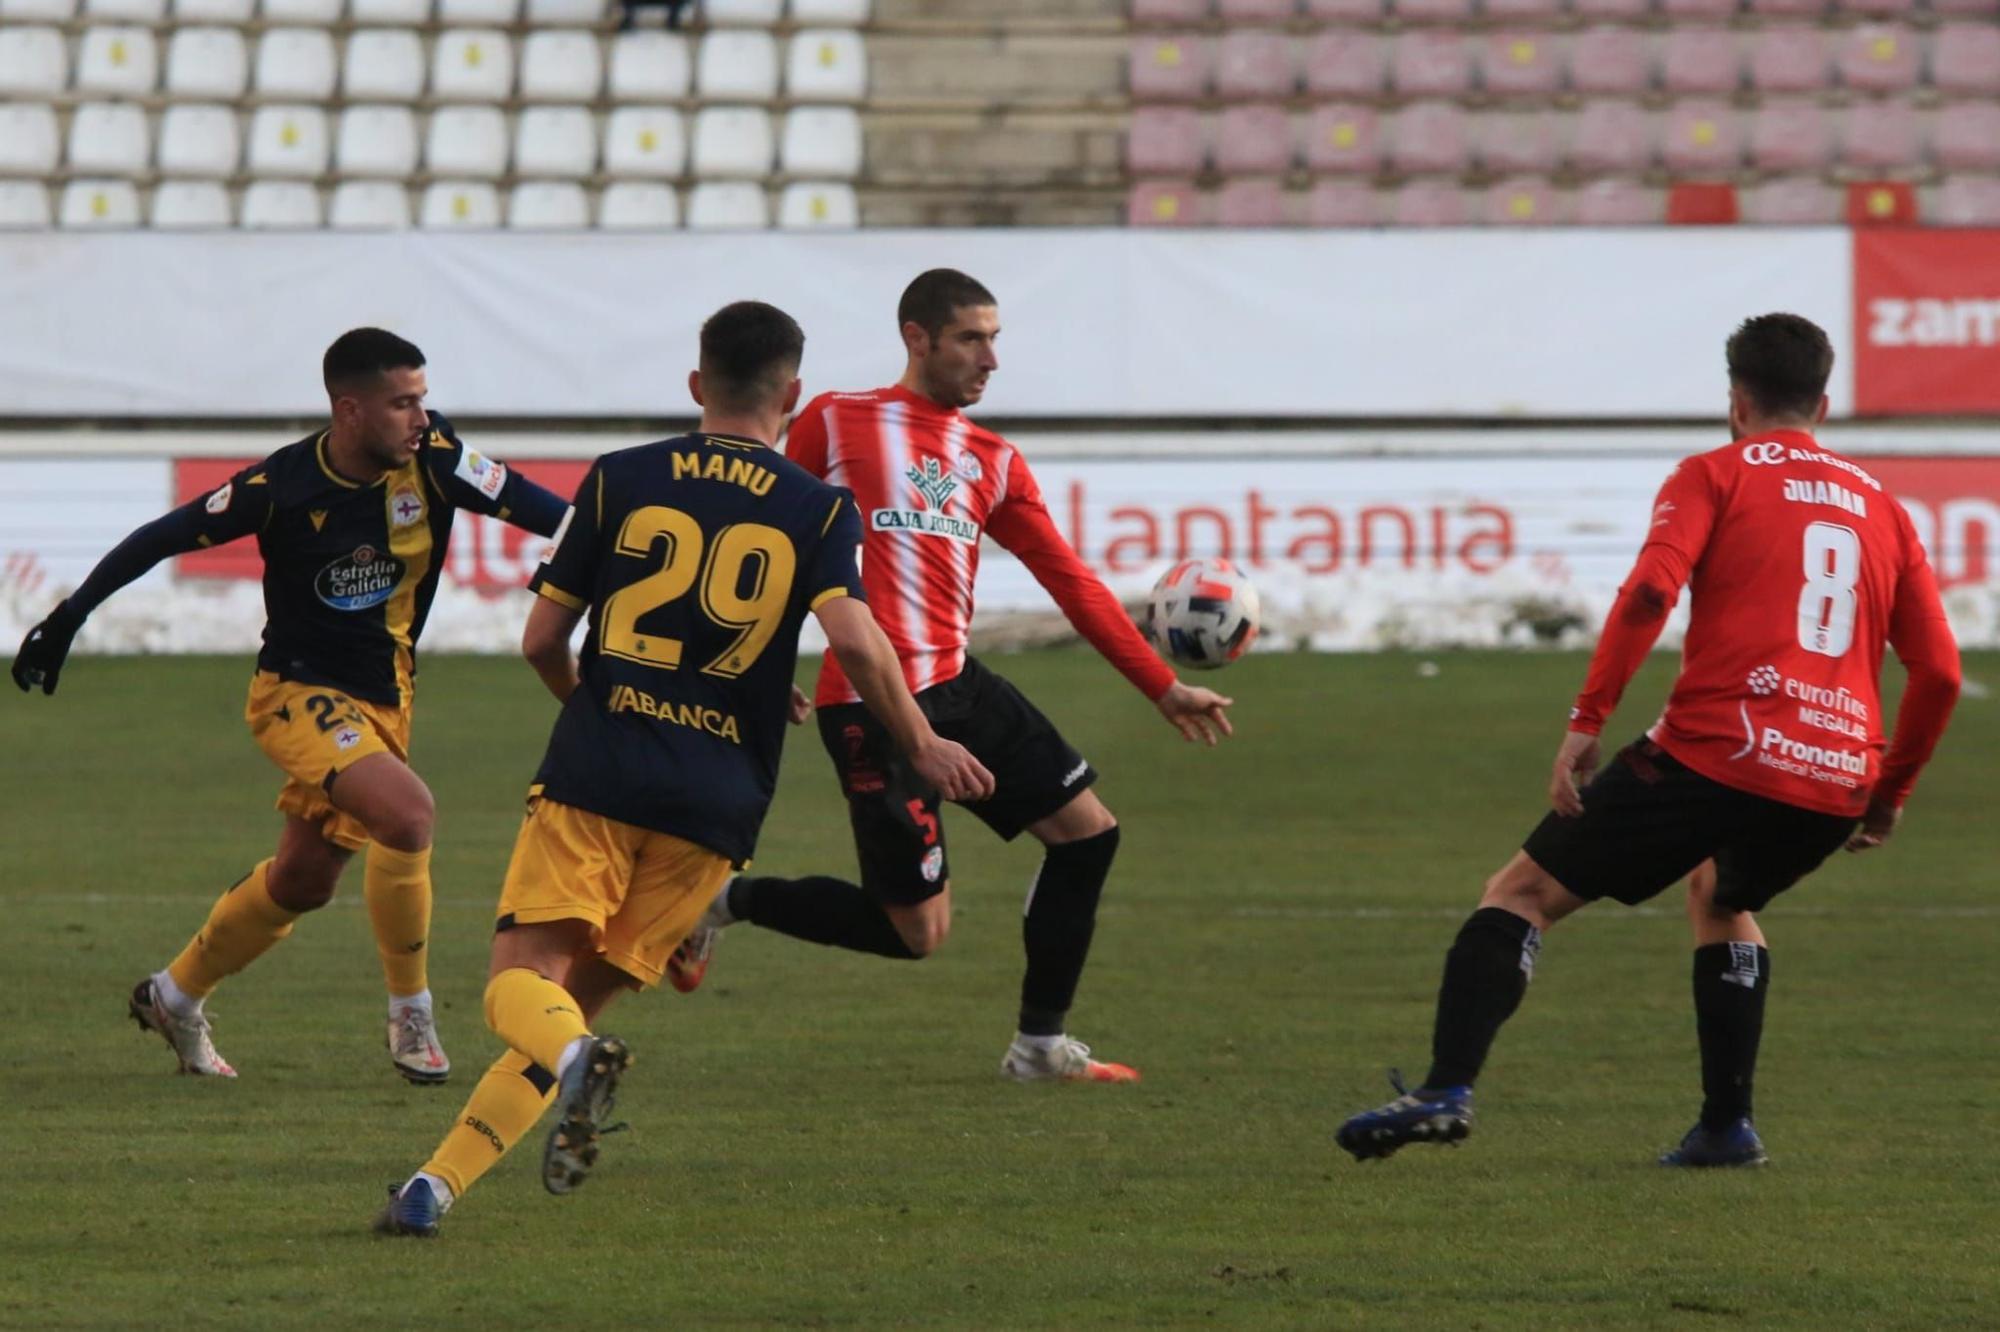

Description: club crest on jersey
[205,482,233,514]
[390,486,426,528]
[905,457,959,511]
[315,544,405,612]
[454,446,508,500]
[953,451,983,483]
[920,846,945,883]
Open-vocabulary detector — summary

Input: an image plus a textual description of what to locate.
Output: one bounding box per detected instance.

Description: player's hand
[10,601,80,696]
[1845,799,1901,853]
[1549,729,1601,818]
[788,683,813,726]
[912,737,995,804]
[1156,681,1234,746]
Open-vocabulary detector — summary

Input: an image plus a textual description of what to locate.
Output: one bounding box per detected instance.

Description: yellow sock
[365,843,432,999]
[419,1050,558,1202]
[483,967,590,1074]
[165,860,298,1001]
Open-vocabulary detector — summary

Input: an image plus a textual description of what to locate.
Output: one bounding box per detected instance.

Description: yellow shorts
[245,671,412,851]
[496,790,732,989]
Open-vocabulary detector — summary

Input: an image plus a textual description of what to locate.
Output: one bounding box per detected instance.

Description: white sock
[701,878,739,929]
[407,1171,455,1211]
[1015,1031,1065,1051]
[153,969,201,1019]
[554,1034,593,1082]
[389,988,433,1018]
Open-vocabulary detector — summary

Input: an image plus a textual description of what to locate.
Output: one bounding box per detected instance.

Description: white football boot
[128,977,236,1077]
[999,1033,1140,1084]
[388,1005,450,1085]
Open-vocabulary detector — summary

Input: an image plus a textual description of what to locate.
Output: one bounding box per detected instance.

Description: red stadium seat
[1662,99,1742,172]
[1747,27,1829,93]
[1215,30,1296,99]
[1483,0,1562,18]
[1131,0,1210,20]
[1305,178,1379,225]
[1392,31,1473,98]
[1388,102,1470,174]
[1395,0,1474,21]
[1740,177,1839,223]
[1934,102,2000,171]
[1661,0,1738,18]
[1481,31,1561,97]
[1661,27,1742,94]
[1127,106,1206,175]
[1215,103,1294,174]
[1484,177,1565,224]
[1215,177,1287,225]
[1217,0,1297,16]
[1573,0,1651,17]
[1749,101,1833,170]
[1303,0,1388,17]
[1840,0,1914,15]
[1570,27,1652,95]
[1305,31,1387,98]
[1837,24,1918,92]
[1748,0,1824,13]
[1666,181,1739,224]
[1129,34,1212,100]
[1845,180,1918,225]
[1303,103,1383,173]
[1390,180,1468,226]
[1128,179,1205,226]
[1936,176,2000,225]
[1930,0,1999,15]
[1569,100,1655,172]
[1478,110,1558,174]
[1840,101,1918,171]
[1931,24,2000,95]
[1574,178,1665,223]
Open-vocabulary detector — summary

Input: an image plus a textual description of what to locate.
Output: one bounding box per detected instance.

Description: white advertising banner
[0,230,1854,419]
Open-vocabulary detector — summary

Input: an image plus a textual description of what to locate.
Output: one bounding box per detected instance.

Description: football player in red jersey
[1338,313,1960,1166]
[679,269,1234,1083]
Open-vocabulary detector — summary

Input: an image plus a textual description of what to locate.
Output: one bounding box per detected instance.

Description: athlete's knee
[1478,853,1574,928]
[365,785,435,852]
[267,850,344,912]
[890,898,951,958]
[1030,792,1118,846]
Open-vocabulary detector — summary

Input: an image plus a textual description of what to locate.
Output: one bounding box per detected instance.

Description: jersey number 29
[601,505,797,678]
[1798,521,1860,659]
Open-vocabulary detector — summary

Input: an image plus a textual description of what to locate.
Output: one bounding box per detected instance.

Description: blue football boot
[1336,1070,1474,1161]
[1658,1117,1769,1168]
[372,1177,444,1238]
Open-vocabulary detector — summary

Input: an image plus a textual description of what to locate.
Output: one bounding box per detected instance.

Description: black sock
[1424,906,1542,1091]
[1017,826,1121,1037]
[729,875,917,960]
[1692,941,1770,1131]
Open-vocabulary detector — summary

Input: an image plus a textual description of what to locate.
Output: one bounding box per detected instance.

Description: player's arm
[11,468,268,696]
[519,463,603,702]
[424,413,568,536]
[985,459,1233,745]
[1850,545,1962,852]
[521,594,583,703]
[816,596,993,803]
[781,397,831,478]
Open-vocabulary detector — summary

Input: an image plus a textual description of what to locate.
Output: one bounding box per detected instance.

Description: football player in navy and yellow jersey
[9,329,567,1084]
[373,301,993,1237]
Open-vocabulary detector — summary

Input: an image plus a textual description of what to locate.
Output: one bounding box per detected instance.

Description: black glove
[11,601,81,695]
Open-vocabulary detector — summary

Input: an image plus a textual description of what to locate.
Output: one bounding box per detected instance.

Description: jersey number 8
[1798,521,1860,659]
[601,505,797,678]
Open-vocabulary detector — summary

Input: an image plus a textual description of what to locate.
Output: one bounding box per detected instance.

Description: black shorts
[1522,737,1856,913]
[815,655,1097,905]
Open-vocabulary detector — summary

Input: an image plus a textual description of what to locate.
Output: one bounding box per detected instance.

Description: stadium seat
[1215,30,1294,98]
[0,27,65,95]
[1219,0,1294,16]
[608,32,692,100]
[172,0,251,18]
[1481,32,1560,97]
[343,30,425,99]
[1934,102,2000,170]
[1478,110,1557,175]
[425,106,508,176]
[1303,31,1385,98]
[1303,0,1385,16]
[1843,0,1914,14]
[1665,180,1739,223]
[1392,32,1472,97]
[1302,103,1379,173]
[1128,106,1205,175]
[1840,101,1918,170]
[166,28,250,99]
[0,104,60,175]
[262,0,339,20]
[350,0,427,19]
[240,180,322,228]
[1847,180,1917,224]
[597,180,678,228]
[1573,0,1648,17]
[1838,24,1917,92]
[1388,103,1469,175]
[1748,26,1828,92]
[1215,104,1292,175]
[76,28,159,97]
[1661,27,1741,94]
[1751,0,1824,12]
[85,0,164,20]
[1304,178,1376,226]
[1931,0,1999,13]
[786,29,867,101]
[150,180,231,227]
[335,104,419,176]
[777,180,858,227]
[602,107,687,177]
[779,106,862,178]
[1572,178,1663,224]
[68,103,150,175]
[1483,0,1560,16]
[1741,177,1839,223]
[525,0,602,20]
[1127,179,1204,226]
[1749,100,1833,170]
[1391,181,1467,226]
[156,104,242,175]
[1485,177,1564,225]
[1931,24,2000,94]
[685,181,769,229]
[255,29,338,99]
[247,106,330,176]
[514,106,597,177]
[1569,100,1654,171]
[1662,99,1741,172]
[421,181,502,227]
[692,107,775,178]
[1130,35,1211,100]
[0,0,73,18]
[1395,0,1472,21]
[328,179,411,227]
[1661,0,1737,16]
[791,0,869,17]
[1935,175,2000,225]
[1569,26,1650,94]
[437,0,517,20]
[698,29,780,100]
[0,182,51,229]
[60,180,141,227]
[703,0,779,19]
[507,181,589,229]
[432,30,515,101]
[1215,178,1286,226]
[520,32,603,101]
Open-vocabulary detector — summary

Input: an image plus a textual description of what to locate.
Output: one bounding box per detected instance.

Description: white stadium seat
[240,180,322,228]
[0,182,52,229]
[777,181,858,228]
[350,0,428,19]
[507,181,588,229]
[525,0,599,21]
[0,105,60,175]
[150,180,232,227]
[697,30,779,100]
[602,107,686,177]
[0,27,65,96]
[76,28,159,97]
[85,0,165,21]
[263,0,342,19]
[514,107,596,177]
[67,103,151,175]
[685,181,768,229]
[691,107,774,178]
[343,30,425,100]
[166,28,250,99]
[328,180,411,227]
[520,31,602,101]
[336,105,419,176]
[432,30,514,101]
[437,0,517,21]
[173,0,253,20]
[786,29,866,101]
[156,104,242,175]
[596,180,677,228]
[255,29,339,99]
[425,106,508,176]
[779,106,861,177]
[246,105,331,176]
[703,0,779,20]
[0,0,75,20]
[420,180,501,227]
[608,32,691,102]
[790,0,869,18]
[59,180,142,227]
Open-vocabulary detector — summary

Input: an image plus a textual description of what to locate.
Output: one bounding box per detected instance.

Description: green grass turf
[2,649,1995,1330]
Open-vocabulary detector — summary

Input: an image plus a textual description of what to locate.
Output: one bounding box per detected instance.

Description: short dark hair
[699,301,805,412]
[1726,313,1834,421]
[323,327,425,395]
[898,268,996,338]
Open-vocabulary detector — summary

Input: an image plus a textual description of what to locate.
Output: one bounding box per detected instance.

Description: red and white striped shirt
[785,385,1176,707]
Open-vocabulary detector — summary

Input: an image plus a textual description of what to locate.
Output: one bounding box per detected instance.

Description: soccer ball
[1143,558,1260,670]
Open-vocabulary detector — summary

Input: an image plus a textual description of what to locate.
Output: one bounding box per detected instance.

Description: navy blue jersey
[528,433,867,864]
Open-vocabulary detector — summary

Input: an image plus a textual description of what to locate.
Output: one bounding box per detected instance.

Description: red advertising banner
[1864,456,2000,589]
[1853,230,2000,416]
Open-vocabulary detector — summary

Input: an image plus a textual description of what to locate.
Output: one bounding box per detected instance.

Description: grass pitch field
[3,649,1995,1330]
